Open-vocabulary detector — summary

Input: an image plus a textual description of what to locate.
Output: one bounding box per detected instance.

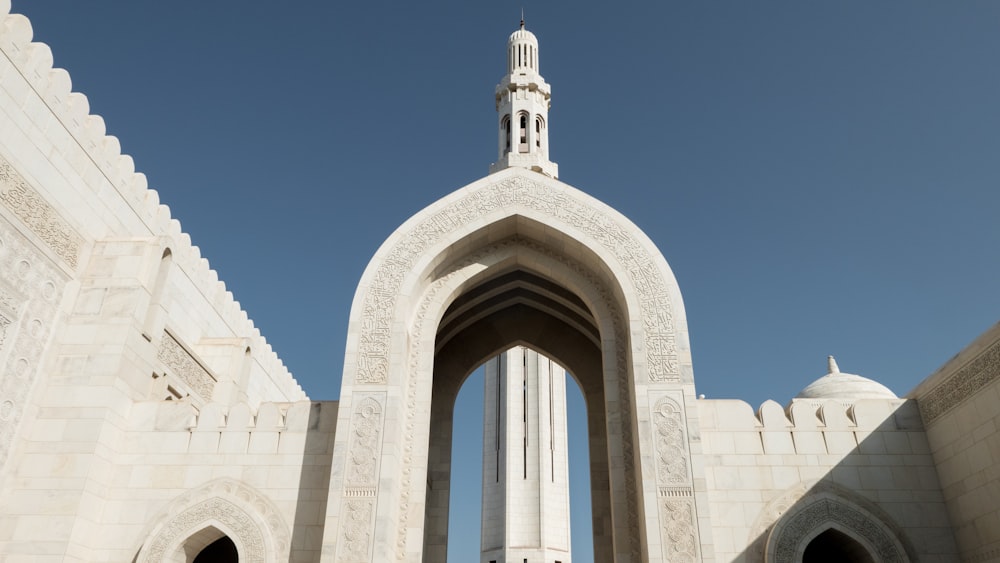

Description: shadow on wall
[718,399,957,563]
[289,401,338,562]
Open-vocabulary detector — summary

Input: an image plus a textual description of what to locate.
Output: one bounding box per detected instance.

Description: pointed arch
[323,169,704,563]
[134,479,290,563]
[763,488,912,563]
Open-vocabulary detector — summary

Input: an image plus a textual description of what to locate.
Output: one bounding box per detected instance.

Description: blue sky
[10,2,1000,560]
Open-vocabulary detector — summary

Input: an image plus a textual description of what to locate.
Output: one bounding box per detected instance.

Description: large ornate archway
[321,169,711,563]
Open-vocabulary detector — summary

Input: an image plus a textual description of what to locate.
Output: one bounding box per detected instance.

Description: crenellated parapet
[127,400,338,455]
[0,1,304,402]
[698,397,923,456]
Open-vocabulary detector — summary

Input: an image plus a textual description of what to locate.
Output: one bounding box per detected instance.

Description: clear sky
[10,1,1000,561]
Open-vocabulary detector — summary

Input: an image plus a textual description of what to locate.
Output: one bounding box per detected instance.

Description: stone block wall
[697,397,958,562]
[0,4,310,561]
[116,400,337,563]
[911,322,1000,562]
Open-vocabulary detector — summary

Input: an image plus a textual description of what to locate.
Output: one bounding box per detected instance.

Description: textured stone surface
[0,4,995,563]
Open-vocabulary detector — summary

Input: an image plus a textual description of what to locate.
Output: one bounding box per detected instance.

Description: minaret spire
[489,20,559,178]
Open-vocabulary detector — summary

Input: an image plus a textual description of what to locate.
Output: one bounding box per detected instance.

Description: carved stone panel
[0,214,67,473]
[650,395,700,562]
[338,395,385,563]
[661,492,699,563]
[0,154,82,269]
[157,330,217,400]
[920,338,1000,423]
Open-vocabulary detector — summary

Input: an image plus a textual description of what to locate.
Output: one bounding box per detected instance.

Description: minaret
[481,347,572,563]
[489,19,559,178]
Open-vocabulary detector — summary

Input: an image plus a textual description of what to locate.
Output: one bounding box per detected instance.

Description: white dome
[795,356,897,400]
[508,27,538,45]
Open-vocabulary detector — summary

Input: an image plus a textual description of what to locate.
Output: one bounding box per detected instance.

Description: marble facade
[0,3,998,562]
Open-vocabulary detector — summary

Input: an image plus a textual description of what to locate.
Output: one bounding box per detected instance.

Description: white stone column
[482,346,572,563]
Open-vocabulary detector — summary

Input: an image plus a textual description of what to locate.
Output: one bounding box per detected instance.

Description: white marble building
[0,3,998,561]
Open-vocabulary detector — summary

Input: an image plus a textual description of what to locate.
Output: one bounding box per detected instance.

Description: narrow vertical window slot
[550,364,555,482]
[523,371,528,479]
[497,359,502,483]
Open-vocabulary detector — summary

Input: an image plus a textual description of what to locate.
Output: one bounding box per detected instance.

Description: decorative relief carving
[0,218,66,474]
[650,396,699,562]
[920,338,1000,423]
[345,397,383,488]
[338,396,384,563]
[356,175,680,386]
[652,396,689,485]
[0,155,82,269]
[341,499,376,562]
[397,237,645,562]
[145,497,265,563]
[747,483,810,563]
[769,496,906,563]
[157,330,217,400]
[138,478,289,563]
[661,497,699,563]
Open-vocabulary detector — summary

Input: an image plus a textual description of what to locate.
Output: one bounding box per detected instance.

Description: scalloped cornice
[0,1,305,400]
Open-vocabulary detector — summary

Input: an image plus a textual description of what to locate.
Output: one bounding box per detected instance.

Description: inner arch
[421,261,617,562]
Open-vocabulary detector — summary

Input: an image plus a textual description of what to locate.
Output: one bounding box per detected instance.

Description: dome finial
[520,8,525,29]
[827,355,840,374]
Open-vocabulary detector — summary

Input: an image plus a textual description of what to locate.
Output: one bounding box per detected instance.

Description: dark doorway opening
[802,528,874,563]
[193,535,238,563]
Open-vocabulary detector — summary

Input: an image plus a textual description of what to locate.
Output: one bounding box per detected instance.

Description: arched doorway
[765,492,911,563]
[322,170,708,563]
[134,479,289,563]
[424,265,617,563]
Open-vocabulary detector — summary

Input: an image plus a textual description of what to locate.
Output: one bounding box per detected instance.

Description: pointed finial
[827,355,840,374]
[520,8,525,29]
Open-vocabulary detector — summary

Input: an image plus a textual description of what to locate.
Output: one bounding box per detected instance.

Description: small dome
[508,27,538,45]
[795,356,897,400]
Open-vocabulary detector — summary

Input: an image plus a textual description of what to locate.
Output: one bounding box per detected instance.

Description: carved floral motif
[345,397,383,488]
[0,155,82,268]
[342,499,375,562]
[653,397,689,485]
[157,331,216,400]
[920,338,1000,423]
[661,498,698,563]
[338,396,384,563]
